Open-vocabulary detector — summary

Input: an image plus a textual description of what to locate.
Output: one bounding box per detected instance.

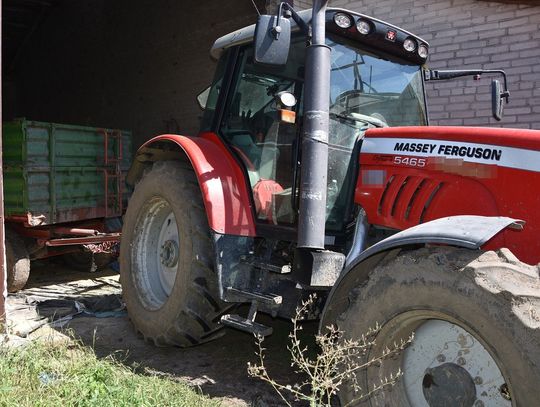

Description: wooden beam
[0,0,6,333]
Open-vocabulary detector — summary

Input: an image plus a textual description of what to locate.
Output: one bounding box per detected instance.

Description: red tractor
[120,2,540,405]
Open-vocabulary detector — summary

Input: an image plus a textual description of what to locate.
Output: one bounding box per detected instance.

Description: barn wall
[293,0,540,128]
[9,1,263,147]
[8,0,540,144]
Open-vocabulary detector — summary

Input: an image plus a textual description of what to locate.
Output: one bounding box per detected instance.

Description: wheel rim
[131,197,180,310]
[364,313,513,407]
[403,319,510,407]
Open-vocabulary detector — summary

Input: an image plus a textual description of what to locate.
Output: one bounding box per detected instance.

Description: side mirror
[254,14,291,66]
[197,86,211,110]
[491,79,505,121]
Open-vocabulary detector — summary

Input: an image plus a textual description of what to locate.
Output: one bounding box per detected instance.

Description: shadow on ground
[68,314,317,406]
[12,261,319,406]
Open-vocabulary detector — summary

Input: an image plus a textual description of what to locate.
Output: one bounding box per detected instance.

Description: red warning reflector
[386,30,397,42]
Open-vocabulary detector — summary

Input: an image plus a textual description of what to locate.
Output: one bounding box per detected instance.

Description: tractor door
[218,45,304,227]
[208,41,362,236]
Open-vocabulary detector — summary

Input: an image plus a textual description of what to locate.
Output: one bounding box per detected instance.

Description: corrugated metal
[2,119,133,224]
[3,119,131,169]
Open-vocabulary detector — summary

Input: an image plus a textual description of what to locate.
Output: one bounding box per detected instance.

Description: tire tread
[121,160,227,347]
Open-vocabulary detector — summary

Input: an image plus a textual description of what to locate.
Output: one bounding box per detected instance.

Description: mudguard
[128,132,256,236]
[320,215,522,328]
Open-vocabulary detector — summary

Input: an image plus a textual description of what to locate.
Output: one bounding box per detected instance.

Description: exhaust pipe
[297,0,331,250]
[294,0,345,287]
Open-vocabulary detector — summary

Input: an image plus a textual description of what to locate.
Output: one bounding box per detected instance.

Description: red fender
[139,132,256,236]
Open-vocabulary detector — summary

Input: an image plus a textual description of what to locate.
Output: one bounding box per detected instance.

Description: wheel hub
[160,239,179,268]
[422,363,476,406]
[402,319,511,407]
[130,198,179,310]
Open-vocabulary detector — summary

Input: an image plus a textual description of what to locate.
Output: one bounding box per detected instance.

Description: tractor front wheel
[337,247,540,406]
[120,160,227,347]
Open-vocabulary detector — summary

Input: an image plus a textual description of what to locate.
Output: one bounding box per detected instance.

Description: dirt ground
[6,260,318,406]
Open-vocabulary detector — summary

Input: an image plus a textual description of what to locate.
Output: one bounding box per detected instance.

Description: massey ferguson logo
[394,142,502,161]
[386,30,397,42]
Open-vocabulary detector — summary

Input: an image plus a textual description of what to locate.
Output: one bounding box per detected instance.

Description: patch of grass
[0,340,220,407]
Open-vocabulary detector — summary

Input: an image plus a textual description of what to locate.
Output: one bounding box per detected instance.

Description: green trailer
[2,119,133,291]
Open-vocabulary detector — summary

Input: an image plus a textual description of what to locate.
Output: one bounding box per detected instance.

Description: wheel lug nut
[457,357,466,366]
[474,376,483,385]
[436,354,445,363]
[474,401,484,407]
[500,383,511,400]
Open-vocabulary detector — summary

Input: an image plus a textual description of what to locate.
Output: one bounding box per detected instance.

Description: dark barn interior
[0,0,266,330]
[3,0,264,148]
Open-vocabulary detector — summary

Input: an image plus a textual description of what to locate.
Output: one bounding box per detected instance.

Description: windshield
[328,37,427,127]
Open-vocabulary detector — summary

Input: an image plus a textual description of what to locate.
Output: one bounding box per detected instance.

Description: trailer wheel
[336,247,540,406]
[63,250,113,273]
[5,228,31,292]
[120,160,227,347]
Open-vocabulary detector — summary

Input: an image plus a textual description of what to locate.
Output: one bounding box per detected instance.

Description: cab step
[224,287,282,309]
[220,314,273,337]
[239,255,291,274]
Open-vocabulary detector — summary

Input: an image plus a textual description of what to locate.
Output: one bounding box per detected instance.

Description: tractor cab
[202,9,429,238]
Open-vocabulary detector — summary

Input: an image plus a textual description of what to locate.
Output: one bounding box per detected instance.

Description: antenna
[250,0,261,16]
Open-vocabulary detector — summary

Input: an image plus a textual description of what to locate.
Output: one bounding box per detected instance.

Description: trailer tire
[120,160,227,347]
[336,247,540,406]
[5,228,31,292]
[63,251,113,273]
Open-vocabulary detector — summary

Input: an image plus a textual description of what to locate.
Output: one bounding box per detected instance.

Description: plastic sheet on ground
[6,271,124,338]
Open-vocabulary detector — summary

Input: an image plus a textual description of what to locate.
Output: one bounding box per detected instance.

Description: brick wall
[9,0,263,147]
[293,0,540,129]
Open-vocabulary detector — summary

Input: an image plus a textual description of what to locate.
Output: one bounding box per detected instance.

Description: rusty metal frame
[101,129,124,218]
[6,218,120,245]
[6,207,110,226]
[3,212,119,267]
[45,233,120,247]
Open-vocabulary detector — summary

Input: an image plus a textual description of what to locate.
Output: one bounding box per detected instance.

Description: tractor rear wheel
[337,247,540,406]
[5,228,31,292]
[120,160,227,347]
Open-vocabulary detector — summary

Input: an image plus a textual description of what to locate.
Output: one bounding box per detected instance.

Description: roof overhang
[210,7,429,65]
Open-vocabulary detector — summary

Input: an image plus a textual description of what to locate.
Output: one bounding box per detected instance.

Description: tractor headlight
[275,91,297,108]
[356,19,372,35]
[334,13,353,29]
[418,44,429,59]
[404,38,417,52]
